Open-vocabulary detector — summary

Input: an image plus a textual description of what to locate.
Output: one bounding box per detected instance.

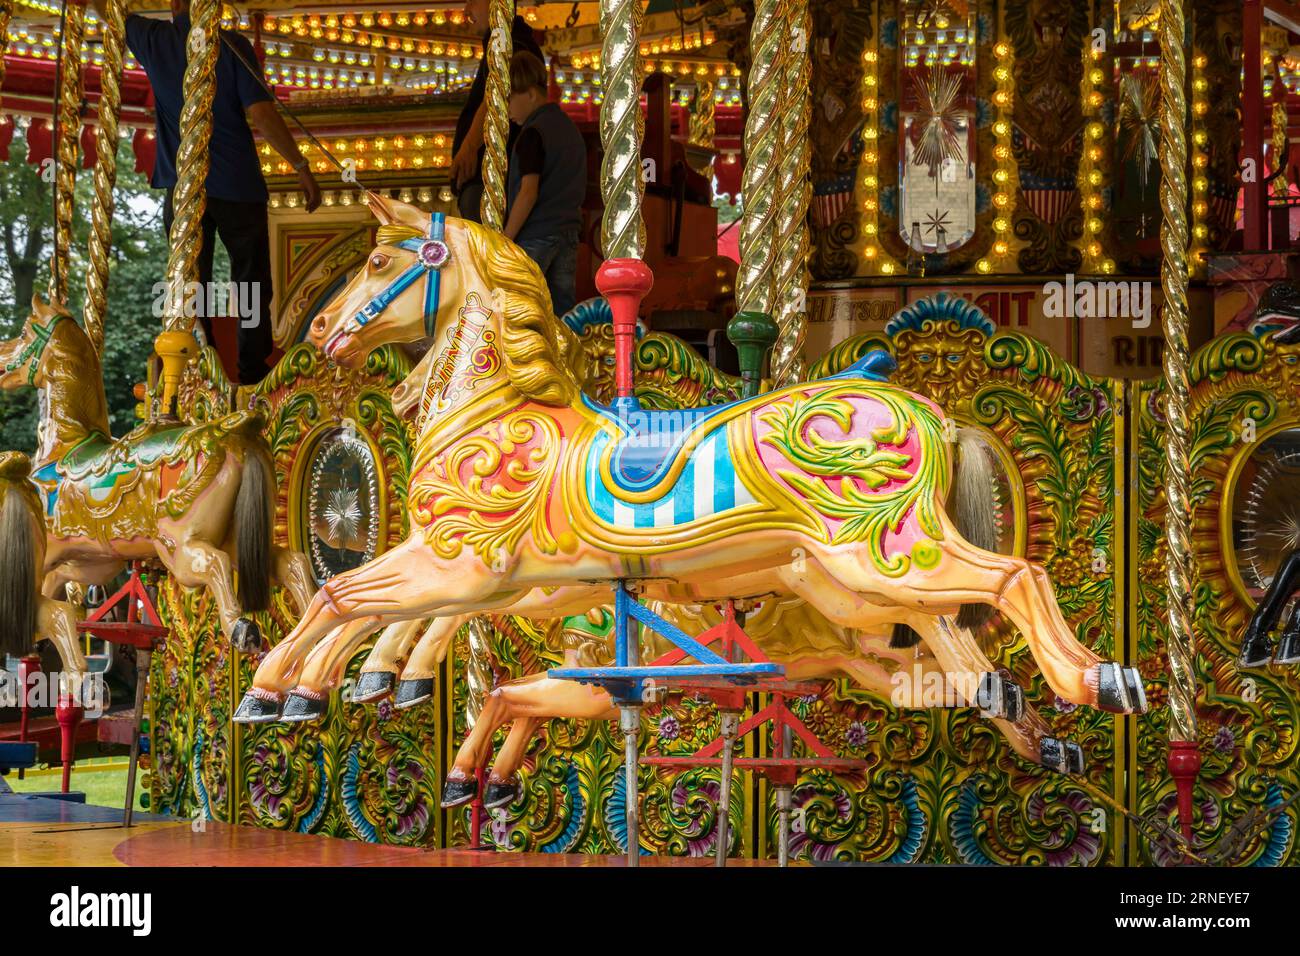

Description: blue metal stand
[549,582,782,705]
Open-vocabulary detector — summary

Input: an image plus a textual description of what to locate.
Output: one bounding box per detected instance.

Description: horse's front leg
[350,617,432,703]
[234,535,506,720]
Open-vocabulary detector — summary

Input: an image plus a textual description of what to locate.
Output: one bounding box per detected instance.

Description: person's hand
[298,168,322,212]
[450,144,477,188]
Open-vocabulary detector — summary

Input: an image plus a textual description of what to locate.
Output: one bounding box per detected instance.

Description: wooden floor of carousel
[0,791,782,866]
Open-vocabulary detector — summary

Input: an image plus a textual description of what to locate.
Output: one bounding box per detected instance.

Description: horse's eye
[370,254,390,270]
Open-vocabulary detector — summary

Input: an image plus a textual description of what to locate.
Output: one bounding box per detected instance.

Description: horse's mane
[380,219,586,405]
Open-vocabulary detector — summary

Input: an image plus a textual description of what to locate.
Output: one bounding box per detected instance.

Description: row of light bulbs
[269,186,454,209]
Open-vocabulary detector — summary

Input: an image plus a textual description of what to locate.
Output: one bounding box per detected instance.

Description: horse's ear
[365,190,427,230]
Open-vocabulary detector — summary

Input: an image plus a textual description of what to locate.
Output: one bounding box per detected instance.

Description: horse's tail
[235,447,273,613]
[951,427,997,630]
[891,427,997,647]
[0,455,39,660]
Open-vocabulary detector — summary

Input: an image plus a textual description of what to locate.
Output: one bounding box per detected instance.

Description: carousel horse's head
[0,295,95,391]
[310,191,586,405]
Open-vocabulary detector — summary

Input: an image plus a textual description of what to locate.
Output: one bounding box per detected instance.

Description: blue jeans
[517,232,579,319]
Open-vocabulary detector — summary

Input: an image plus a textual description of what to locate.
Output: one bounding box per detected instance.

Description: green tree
[0,126,172,451]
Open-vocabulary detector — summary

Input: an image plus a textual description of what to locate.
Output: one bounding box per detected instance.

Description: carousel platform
[0,791,779,866]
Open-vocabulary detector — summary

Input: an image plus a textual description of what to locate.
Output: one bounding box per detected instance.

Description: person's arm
[503,173,538,241]
[245,100,321,212]
[451,101,486,187]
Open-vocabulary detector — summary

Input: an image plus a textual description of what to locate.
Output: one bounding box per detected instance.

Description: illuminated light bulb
[880,262,896,275]
[977,259,991,273]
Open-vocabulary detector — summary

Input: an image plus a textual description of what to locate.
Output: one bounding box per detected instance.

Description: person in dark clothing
[504,51,587,319]
[91,0,321,384]
[450,0,544,222]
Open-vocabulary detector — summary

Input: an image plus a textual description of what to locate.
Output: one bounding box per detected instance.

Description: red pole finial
[1167,740,1201,848]
[595,258,654,403]
[56,691,83,794]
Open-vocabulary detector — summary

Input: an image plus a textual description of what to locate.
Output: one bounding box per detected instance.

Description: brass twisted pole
[478,0,512,230]
[48,2,85,306]
[734,0,784,317]
[84,0,126,355]
[770,0,811,386]
[599,0,646,259]
[1157,0,1200,843]
[162,0,219,332]
[464,617,494,729]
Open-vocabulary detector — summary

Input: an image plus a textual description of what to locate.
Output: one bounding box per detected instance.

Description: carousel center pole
[83,0,127,356]
[157,0,219,417]
[1157,0,1200,848]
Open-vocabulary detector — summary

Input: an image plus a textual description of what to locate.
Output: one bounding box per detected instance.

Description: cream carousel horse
[0,299,315,651]
[234,196,1144,784]
[0,451,87,700]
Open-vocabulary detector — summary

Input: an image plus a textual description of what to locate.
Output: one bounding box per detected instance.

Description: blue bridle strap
[351,212,446,339]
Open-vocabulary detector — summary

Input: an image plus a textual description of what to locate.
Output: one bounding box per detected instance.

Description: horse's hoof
[280,691,328,723]
[1238,626,1275,669]
[394,677,435,710]
[233,690,282,724]
[440,775,478,809]
[231,618,263,654]
[1040,737,1085,775]
[1093,662,1147,714]
[1274,628,1300,665]
[483,777,521,811]
[353,671,396,703]
[976,672,1024,722]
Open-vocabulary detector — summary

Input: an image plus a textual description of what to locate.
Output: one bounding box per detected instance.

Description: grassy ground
[7,757,133,810]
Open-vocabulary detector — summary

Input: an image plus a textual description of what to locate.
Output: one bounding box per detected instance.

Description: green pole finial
[727,310,779,398]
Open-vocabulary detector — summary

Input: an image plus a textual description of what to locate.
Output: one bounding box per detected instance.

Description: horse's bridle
[4,315,65,385]
[340,212,449,346]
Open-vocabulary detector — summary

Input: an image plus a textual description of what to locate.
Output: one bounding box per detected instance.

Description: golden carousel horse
[0,298,315,651]
[0,451,87,699]
[234,195,1142,805]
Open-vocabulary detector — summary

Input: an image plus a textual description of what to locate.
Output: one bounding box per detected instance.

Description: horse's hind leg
[37,597,87,699]
[931,534,1144,714]
[443,677,615,808]
[352,617,429,703]
[271,546,315,615]
[392,614,468,709]
[276,615,392,722]
[157,539,256,651]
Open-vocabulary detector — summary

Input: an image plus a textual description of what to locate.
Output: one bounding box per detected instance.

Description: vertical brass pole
[598,0,646,260]
[734,0,784,318]
[479,0,512,230]
[158,0,218,414]
[1157,0,1200,844]
[0,3,13,96]
[689,77,714,149]
[84,0,126,355]
[48,2,85,306]
[770,0,811,386]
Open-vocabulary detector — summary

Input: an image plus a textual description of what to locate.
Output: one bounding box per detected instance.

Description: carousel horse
[1239,548,1300,667]
[235,194,1145,743]
[0,298,315,651]
[0,451,87,698]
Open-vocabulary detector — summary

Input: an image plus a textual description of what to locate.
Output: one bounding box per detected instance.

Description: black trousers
[162,189,274,385]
